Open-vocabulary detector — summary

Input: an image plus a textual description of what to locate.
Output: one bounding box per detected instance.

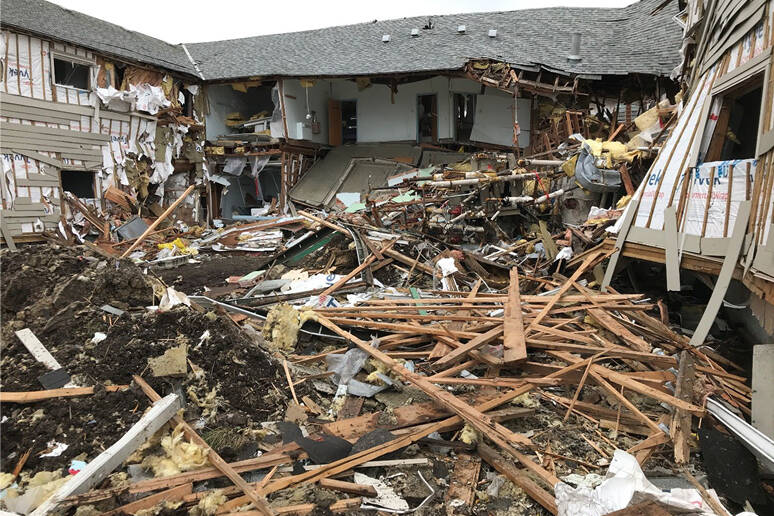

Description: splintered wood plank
[102,483,192,516]
[319,478,377,497]
[586,308,651,352]
[15,328,63,370]
[445,453,481,508]
[315,316,558,489]
[0,385,128,403]
[323,391,499,441]
[670,351,696,464]
[337,396,364,420]
[133,376,274,516]
[525,252,600,333]
[478,443,557,515]
[433,325,504,368]
[503,268,527,363]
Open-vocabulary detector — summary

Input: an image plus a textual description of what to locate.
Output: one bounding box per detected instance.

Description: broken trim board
[688,200,751,347]
[664,206,680,291]
[15,328,63,370]
[30,393,180,516]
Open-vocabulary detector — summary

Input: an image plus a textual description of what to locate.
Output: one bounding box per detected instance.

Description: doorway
[417,94,438,143]
[328,99,357,145]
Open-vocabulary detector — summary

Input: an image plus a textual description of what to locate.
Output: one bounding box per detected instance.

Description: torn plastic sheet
[249,155,270,178]
[223,157,247,175]
[94,86,133,111]
[574,143,621,193]
[131,83,171,115]
[40,441,68,457]
[555,449,733,516]
[158,287,192,311]
[555,246,573,262]
[326,342,387,398]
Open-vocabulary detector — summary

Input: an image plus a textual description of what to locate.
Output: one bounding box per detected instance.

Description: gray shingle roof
[186,0,681,80]
[0,0,197,75]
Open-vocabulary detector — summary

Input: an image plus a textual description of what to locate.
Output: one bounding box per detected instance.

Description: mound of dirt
[1,245,284,479]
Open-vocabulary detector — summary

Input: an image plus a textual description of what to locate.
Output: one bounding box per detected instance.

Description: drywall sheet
[469,95,531,148]
[634,69,716,230]
[290,143,420,207]
[681,158,756,238]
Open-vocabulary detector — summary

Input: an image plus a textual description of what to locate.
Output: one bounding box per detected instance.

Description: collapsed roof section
[186,0,681,81]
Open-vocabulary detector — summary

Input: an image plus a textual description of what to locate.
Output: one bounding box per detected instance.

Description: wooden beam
[102,483,192,516]
[315,315,559,488]
[671,351,696,464]
[0,385,128,403]
[503,268,527,363]
[318,478,377,497]
[478,443,557,515]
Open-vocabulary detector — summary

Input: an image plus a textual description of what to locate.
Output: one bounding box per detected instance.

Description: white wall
[470,89,532,148]
[331,76,456,143]
[280,79,330,144]
[280,75,530,147]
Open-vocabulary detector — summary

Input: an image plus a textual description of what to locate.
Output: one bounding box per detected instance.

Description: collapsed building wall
[0,28,206,242]
[606,0,774,334]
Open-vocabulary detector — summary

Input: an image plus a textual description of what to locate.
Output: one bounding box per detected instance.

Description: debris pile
[1,212,765,516]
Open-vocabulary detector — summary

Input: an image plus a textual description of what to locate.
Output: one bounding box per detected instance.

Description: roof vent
[488,29,497,38]
[382,34,391,43]
[457,25,466,34]
[410,28,420,37]
[567,32,582,64]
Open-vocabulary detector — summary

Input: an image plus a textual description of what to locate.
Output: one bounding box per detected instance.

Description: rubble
[1,0,773,515]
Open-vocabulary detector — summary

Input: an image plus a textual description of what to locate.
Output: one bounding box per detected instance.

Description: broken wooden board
[445,452,481,508]
[670,351,696,464]
[478,443,557,515]
[30,393,180,516]
[502,268,527,363]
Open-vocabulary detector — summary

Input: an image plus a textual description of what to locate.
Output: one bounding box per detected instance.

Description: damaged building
[2,0,774,515]
[0,0,207,243]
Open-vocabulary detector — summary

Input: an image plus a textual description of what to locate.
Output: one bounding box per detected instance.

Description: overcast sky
[48,0,635,44]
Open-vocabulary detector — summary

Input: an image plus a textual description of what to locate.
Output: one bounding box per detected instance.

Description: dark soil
[0,245,284,479]
[157,252,272,295]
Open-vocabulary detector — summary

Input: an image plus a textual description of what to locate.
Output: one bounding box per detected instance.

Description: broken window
[454,93,476,142]
[704,74,764,161]
[61,170,95,198]
[53,58,91,89]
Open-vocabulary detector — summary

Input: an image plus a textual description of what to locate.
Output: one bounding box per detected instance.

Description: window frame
[51,52,95,91]
[709,48,772,158]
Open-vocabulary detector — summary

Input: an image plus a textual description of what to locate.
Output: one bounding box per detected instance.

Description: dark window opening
[417,94,438,143]
[454,93,476,142]
[114,64,126,89]
[54,58,90,89]
[706,76,764,161]
[61,170,95,198]
[341,100,357,143]
[182,88,194,117]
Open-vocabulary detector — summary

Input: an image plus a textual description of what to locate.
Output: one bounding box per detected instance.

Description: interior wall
[331,76,453,143]
[205,83,274,141]
[280,79,330,144]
